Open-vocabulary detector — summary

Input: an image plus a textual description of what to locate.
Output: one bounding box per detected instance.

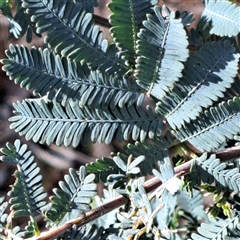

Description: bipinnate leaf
[22,0,128,75]
[1,45,141,107]
[86,157,119,183]
[45,166,97,227]
[74,0,98,13]
[9,96,162,147]
[136,5,189,99]
[174,97,240,152]
[0,140,47,218]
[60,224,105,240]
[157,41,240,130]
[0,196,8,235]
[177,189,207,222]
[109,0,158,66]
[191,153,240,193]
[124,133,173,175]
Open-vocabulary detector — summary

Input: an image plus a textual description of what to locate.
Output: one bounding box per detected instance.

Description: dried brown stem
[23,145,240,240]
[93,14,112,28]
[32,196,129,240]
[213,145,240,161]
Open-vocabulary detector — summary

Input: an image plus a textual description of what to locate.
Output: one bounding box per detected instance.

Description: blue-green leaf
[203,0,240,37]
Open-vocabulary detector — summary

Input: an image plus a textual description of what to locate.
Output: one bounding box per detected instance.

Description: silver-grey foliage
[0,0,239,239]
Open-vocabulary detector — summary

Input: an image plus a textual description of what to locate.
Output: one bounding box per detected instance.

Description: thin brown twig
[20,145,240,240]
[93,14,112,28]
[213,145,240,161]
[32,196,129,240]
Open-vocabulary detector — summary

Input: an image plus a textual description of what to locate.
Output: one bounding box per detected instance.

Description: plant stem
[93,14,112,28]
[212,145,240,161]
[26,145,240,240]
[33,195,129,240]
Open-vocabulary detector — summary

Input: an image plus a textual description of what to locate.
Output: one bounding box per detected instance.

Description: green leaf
[9,96,162,147]
[86,157,119,183]
[109,0,157,66]
[1,140,47,218]
[190,153,240,192]
[0,0,12,9]
[136,5,189,99]
[124,133,173,175]
[1,45,142,107]
[59,224,105,240]
[0,147,17,161]
[156,40,240,130]
[191,216,240,239]
[22,0,128,75]
[45,166,97,227]
[174,97,240,152]
[203,0,240,37]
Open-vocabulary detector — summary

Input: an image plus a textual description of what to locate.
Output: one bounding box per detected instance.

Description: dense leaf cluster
[0,0,239,239]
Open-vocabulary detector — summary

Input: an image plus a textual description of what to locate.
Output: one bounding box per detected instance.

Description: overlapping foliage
[0,0,240,239]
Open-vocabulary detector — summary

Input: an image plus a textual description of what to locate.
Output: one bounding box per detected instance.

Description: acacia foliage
[0,0,240,239]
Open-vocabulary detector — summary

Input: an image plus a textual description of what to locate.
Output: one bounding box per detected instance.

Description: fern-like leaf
[105,154,147,189]
[1,45,141,107]
[86,157,119,183]
[191,153,240,193]
[191,215,240,240]
[21,220,40,238]
[203,0,240,37]
[22,0,128,75]
[174,97,240,152]
[135,5,189,99]
[92,185,120,229]
[156,40,239,130]
[6,16,22,39]
[151,156,181,237]
[0,140,47,218]
[45,166,97,227]
[177,189,207,222]
[109,0,158,66]
[152,187,179,235]
[9,96,162,147]
[124,133,173,175]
